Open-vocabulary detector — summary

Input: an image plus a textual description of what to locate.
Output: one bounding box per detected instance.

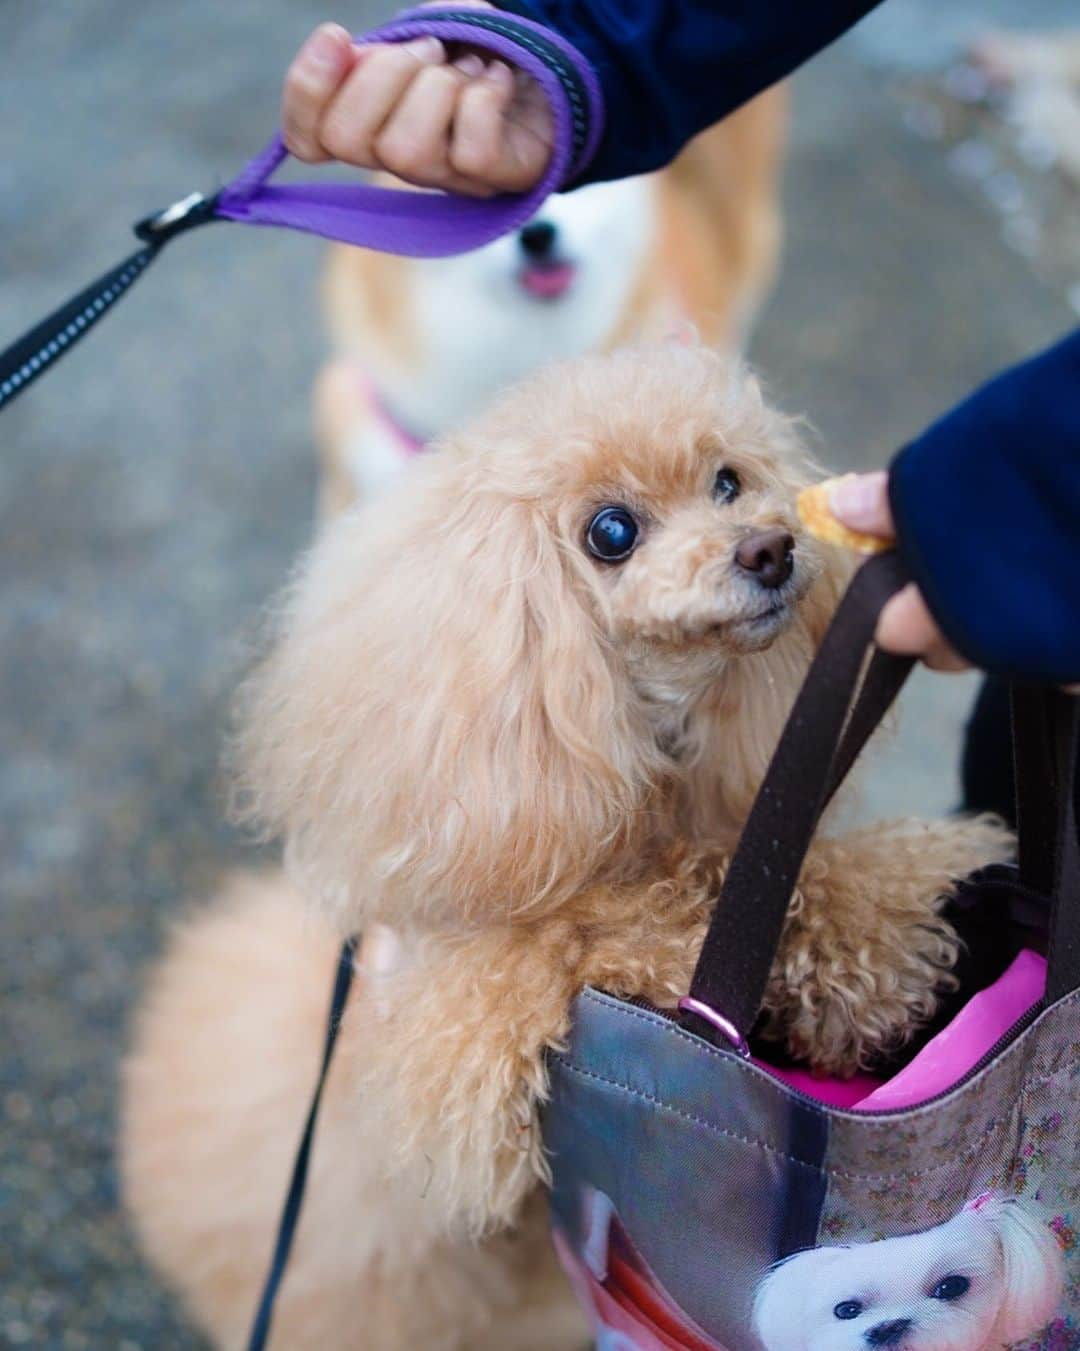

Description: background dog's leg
[313,358,371,521]
[659,84,789,351]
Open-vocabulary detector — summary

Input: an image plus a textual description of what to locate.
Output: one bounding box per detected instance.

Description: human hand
[828,472,969,672]
[281,12,554,197]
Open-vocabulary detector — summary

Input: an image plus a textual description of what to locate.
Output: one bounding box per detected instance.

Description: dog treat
[797,477,891,554]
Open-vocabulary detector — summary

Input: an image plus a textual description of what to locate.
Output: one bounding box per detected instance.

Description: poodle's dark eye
[833,1301,863,1321]
[586,506,639,562]
[931,1275,970,1301]
[713,467,742,504]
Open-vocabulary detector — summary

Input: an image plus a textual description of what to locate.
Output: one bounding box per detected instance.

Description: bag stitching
[559,993,1080,1178]
[549,1053,1047,1183]
[576,987,1080,1132]
[549,1055,828,1177]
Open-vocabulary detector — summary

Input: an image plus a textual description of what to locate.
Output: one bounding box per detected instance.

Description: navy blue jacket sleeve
[503,0,885,182]
[889,330,1080,684]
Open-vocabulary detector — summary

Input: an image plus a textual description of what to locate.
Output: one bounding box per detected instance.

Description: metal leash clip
[134,190,220,245]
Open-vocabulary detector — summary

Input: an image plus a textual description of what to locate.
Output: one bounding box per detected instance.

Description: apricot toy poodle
[122,344,1009,1350]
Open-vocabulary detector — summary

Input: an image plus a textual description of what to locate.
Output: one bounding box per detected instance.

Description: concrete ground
[0,1,1074,1346]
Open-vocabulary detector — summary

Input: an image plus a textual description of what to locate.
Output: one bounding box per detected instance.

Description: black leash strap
[0,191,217,415]
[246,935,358,1351]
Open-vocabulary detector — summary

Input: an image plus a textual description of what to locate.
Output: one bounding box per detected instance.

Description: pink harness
[358,369,428,458]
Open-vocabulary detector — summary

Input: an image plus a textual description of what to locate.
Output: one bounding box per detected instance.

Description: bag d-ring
[677,997,752,1058]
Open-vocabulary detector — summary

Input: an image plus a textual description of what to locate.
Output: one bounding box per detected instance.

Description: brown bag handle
[683,556,1080,1052]
[683,553,913,1049]
[1013,686,1080,1004]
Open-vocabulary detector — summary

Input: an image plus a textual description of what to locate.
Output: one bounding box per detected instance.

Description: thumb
[828,471,895,539]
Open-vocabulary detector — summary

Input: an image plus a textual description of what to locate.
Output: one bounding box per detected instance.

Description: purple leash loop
[0,6,602,415]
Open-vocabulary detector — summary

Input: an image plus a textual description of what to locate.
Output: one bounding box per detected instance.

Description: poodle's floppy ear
[232,455,661,934]
[979,1197,1065,1343]
[752,1246,843,1351]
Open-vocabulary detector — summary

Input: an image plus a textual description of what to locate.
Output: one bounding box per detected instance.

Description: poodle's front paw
[761,816,1014,1076]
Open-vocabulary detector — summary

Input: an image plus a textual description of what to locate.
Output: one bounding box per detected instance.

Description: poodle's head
[234,344,848,931]
[752,1197,1065,1351]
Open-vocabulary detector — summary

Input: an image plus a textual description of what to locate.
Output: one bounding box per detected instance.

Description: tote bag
[544,553,1080,1351]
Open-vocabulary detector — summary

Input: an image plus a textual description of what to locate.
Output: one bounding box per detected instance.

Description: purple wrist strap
[0,7,603,416]
[215,8,603,257]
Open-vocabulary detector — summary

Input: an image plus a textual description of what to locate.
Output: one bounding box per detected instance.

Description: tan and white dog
[314,87,788,516]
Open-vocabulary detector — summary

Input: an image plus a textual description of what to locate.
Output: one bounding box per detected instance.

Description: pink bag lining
[758,949,1046,1111]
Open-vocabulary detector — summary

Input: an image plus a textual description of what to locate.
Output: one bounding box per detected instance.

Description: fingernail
[484,59,513,89]
[453,53,486,77]
[404,36,444,62]
[828,472,885,528]
[306,24,346,67]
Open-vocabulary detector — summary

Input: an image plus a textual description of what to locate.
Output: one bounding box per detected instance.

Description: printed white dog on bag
[752,1194,1064,1351]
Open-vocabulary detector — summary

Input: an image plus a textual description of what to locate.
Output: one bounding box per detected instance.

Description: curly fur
[123,344,1012,1349]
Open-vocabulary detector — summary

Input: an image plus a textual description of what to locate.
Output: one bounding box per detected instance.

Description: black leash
[0,192,218,415]
[246,935,358,1351]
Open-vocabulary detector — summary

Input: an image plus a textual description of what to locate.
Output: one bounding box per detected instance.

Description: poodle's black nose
[864,1319,912,1347]
[735,529,794,589]
[519,219,558,261]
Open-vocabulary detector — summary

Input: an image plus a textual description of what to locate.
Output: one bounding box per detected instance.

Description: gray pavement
[0,1,1075,1346]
